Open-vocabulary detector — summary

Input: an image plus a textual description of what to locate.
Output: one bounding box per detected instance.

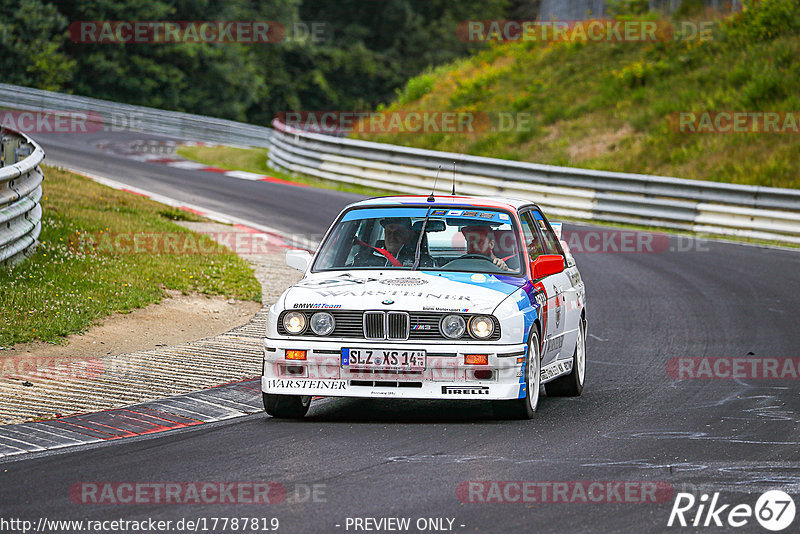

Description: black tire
[263,393,311,419]
[493,330,541,420]
[546,318,586,397]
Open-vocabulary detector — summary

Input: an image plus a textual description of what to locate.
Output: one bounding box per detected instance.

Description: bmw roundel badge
[382,299,394,305]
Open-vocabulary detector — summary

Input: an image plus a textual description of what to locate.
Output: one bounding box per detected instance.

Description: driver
[383,217,413,260]
[353,217,433,267]
[461,225,510,271]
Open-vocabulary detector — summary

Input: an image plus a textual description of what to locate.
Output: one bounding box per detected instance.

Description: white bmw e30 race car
[262,195,587,419]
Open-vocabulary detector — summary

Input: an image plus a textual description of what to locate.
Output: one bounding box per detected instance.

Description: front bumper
[262,338,528,400]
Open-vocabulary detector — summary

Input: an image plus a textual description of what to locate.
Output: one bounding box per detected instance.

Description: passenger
[461,225,511,271]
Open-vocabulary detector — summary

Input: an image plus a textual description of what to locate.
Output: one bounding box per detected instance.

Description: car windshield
[313,206,523,275]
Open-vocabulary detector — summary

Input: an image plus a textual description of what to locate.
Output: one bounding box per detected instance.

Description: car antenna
[428,165,441,203]
[451,161,457,196]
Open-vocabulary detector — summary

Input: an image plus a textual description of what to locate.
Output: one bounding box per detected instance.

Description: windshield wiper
[411,206,433,271]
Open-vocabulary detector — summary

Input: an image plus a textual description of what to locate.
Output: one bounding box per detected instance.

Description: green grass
[0,166,261,347]
[356,0,800,189]
[175,145,391,197]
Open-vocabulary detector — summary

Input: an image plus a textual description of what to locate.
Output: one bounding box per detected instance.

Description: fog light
[465,354,488,365]
[474,370,493,380]
[286,350,307,360]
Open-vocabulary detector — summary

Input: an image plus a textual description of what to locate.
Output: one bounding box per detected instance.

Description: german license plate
[341,348,426,371]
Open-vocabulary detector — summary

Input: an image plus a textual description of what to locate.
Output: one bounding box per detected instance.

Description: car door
[520,210,571,367]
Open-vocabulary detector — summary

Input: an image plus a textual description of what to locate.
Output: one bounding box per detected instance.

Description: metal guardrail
[2,83,798,245]
[269,120,800,244]
[0,83,272,147]
[0,129,44,266]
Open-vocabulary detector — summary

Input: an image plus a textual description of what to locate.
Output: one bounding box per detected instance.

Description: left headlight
[469,315,495,339]
[283,311,307,334]
[310,312,335,336]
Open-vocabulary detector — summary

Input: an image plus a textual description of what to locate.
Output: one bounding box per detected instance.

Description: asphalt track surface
[1,131,799,533]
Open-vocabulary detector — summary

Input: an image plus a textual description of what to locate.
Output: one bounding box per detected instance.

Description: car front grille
[387,312,409,340]
[364,311,386,340]
[278,310,500,341]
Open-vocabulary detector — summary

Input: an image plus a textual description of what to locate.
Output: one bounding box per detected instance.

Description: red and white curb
[0,379,263,460]
[124,147,309,187]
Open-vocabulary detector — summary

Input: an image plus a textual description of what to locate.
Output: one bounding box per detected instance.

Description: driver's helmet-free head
[462,225,495,255]
[381,217,414,253]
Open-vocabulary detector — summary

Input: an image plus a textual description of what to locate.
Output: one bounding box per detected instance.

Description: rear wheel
[493,330,541,420]
[546,318,586,397]
[263,393,311,419]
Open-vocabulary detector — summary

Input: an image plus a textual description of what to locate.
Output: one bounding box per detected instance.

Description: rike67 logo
[668,490,796,531]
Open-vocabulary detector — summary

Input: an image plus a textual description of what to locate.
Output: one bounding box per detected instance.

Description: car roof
[348,195,537,212]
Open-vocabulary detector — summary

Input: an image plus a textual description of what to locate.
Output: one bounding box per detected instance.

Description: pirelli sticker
[441,386,490,395]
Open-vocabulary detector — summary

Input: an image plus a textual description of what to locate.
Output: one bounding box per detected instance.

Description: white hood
[283,271,522,314]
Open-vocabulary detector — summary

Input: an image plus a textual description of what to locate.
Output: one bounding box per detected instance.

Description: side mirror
[531,254,565,279]
[286,250,312,272]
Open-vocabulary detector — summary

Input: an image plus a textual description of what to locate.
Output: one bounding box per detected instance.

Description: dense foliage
[0,0,509,123]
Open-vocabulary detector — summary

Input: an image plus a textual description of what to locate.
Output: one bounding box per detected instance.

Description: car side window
[520,212,544,262]
[532,210,563,256]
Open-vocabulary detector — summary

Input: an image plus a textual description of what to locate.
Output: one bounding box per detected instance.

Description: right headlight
[283,311,307,334]
[469,315,495,339]
[440,314,467,339]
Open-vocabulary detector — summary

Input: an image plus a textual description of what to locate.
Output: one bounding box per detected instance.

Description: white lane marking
[589,334,608,341]
[587,359,641,367]
[167,160,209,170]
[225,170,265,181]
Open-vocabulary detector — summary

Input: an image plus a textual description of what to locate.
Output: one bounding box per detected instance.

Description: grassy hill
[356,0,800,189]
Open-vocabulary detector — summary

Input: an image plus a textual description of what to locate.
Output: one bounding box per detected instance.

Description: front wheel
[263,393,311,419]
[493,330,541,420]
[546,318,586,397]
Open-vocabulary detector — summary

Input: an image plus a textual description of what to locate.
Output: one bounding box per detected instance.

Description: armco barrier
[0,83,272,147]
[3,83,797,245]
[0,129,44,266]
[269,120,800,244]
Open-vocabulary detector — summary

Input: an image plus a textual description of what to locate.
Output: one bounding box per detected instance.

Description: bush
[612,59,671,88]
[720,0,800,45]
[608,0,651,17]
[395,74,435,106]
